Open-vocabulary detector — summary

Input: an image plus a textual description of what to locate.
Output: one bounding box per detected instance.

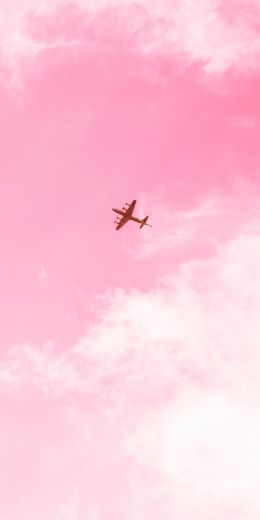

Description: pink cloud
[1,227,260,517]
[0,1,259,518]
[0,0,260,77]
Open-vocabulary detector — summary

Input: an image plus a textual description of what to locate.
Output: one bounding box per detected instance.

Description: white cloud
[2,217,260,516]
[127,393,260,513]
[78,231,260,400]
[0,0,260,77]
[136,193,224,259]
[3,223,260,404]
[136,185,260,260]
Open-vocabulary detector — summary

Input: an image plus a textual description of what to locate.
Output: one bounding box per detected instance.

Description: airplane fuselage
[112,208,143,224]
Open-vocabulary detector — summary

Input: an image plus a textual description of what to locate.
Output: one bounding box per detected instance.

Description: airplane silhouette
[112,199,152,230]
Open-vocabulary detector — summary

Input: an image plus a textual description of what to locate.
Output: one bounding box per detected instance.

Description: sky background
[1,0,260,518]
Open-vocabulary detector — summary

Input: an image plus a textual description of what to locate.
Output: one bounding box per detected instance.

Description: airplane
[112,199,152,231]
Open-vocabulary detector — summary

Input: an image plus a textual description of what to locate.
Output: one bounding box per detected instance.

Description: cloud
[1,182,260,518]
[77,228,260,404]
[0,0,260,79]
[136,193,225,259]
[127,393,260,515]
[1,216,260,517]
[149,0,260,74]
[136,184,260,261]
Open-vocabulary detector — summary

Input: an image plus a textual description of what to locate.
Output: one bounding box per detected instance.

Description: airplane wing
[116,216,128,230]
[124,199,136,216]
[114,200,137,230]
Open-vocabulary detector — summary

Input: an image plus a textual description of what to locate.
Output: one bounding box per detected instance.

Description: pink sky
[1,1,260,518]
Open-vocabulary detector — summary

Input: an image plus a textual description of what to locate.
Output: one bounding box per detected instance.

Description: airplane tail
[140,216,152,229]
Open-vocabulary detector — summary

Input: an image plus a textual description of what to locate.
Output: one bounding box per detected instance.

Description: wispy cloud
[136,184,260,260]
[1,0,260,79]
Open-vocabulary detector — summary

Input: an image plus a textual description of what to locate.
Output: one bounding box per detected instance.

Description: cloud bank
[1,0,260,77]
[1,220,260,518]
